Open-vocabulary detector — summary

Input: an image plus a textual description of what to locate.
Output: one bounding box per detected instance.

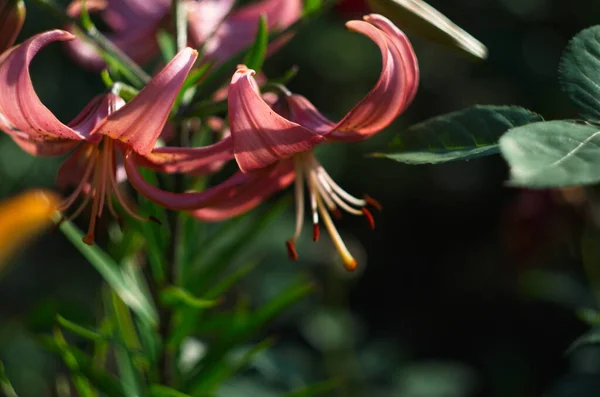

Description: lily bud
[366,0,488,60]
[0,0,25,52]
[0,189,60,270]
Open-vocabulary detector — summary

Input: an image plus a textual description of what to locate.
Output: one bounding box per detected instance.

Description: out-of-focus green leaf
[243,15,269,72]
[57,314,105,342]
[367,0,487,60]
[559,25,600,121]
[157,29,176,63]
[375,106,542,164]
[160,286,220,309]
[93,317,113,369]
[149,385,195,397]
[58,219,159,328]
[279,379,340,397]
[303,0,322,16]
[53,328,98,397]
[190,338,274,394]
[188,278,315,394]
[40,335,126,397]
[500,121,600,187]
[581,225,600,306]
[108,291,146,397]
[168,260,260,349]
[0,361,19,397]
[566,326,600,355]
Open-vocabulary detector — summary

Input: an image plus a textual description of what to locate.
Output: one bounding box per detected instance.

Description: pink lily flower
[124,14,419,271]
[0,29,216,243]
[64,0,302,70]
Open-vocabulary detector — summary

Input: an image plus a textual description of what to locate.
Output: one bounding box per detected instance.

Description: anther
[286,239,299,261]
[364,194,382,211]
[362,208,375,230]
[332,208,343,220]
[313,223,320,242]
[343,258,358,272]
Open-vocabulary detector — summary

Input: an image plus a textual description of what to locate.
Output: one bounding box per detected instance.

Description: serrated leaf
[559,25,600,121]
[243,15,268,72]
[58,219,158,328]
[500,120,600,187]
[376,106,542,164]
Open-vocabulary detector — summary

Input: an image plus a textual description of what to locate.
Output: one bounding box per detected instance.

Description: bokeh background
[2,0,600,396]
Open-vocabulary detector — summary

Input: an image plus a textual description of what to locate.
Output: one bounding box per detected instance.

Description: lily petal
[228,66,324,173]
[328,14,419,140]
[201,0,302,65]
[64,0,168,69]
[0,30,93,152]
[124,151,247,210]
[186,0,235,47]
[133,134,234,175]
[97,47,198,154]
[190,159,295,221]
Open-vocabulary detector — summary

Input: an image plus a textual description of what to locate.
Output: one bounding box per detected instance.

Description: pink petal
[133,135,234,175]
[186,0,235,47]
[124,151,249,210]
[0,30,89,149]
[64,0,167,69]
[97,47,198,155]
[202,0,302,65]
[228,66,324,172]
[56,144,94,189]
[327,14,419,141]
[190,159,295,221]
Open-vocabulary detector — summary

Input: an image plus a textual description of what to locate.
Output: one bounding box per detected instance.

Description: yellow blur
[0,189,60,269]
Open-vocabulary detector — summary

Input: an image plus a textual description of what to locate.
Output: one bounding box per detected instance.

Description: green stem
[173,0,188,53]
[29,0,151,87]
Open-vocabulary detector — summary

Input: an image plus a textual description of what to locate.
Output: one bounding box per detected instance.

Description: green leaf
[303,0,323,16]
[366,0,488,60]
[149,385,194,397]
[57,314,105,342]
[157,30,176,64]
[0,361,19,397]
[243,15,269,72]
[499,120,600,187]
[375,106,542,164]
[53,328,98,397]
[58,219,159,328]
[566,326,600,355]
[559,25,600,121]
[280,379,340,397]
[160,286,220,309]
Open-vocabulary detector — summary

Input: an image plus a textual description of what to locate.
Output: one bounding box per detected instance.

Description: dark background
[2,0,600,396]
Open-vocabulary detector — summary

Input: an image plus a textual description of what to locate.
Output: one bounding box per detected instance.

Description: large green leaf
[374,106,542,164]
[499,120,600,187]
[559,25,600,121]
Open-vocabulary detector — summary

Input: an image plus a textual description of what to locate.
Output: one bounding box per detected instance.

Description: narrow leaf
[367,0,488,60]
[375,106,542,164]
[148,385,194,397]
[280,379,340,397]
[499,120,600,187]
[160,286,220,309]
[58,219,158,328]
[53,328,97,397]
[0,361,19,397]
[57,314,105,342]
[157,30,176,64]
[243,15,269,72]
[559,25,600,121]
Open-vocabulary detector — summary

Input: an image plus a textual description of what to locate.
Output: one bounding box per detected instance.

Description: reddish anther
[362,207,376,230]
[364,194,382,211]
[286,239,299,261]
[313,223,320,242]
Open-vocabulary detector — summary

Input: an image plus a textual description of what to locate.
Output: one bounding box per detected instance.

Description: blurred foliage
[2,0,600,397]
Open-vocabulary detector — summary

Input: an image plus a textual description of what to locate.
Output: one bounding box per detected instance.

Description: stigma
[286,152,381,271]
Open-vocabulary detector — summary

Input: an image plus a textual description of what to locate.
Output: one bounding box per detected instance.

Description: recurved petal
[228,66,324,172]
[328,13,419,141]
[190,159,295,221]
[0,30,87,144]
[134,134,234,175]
[97,47,198,154]
[124,151,247,210]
